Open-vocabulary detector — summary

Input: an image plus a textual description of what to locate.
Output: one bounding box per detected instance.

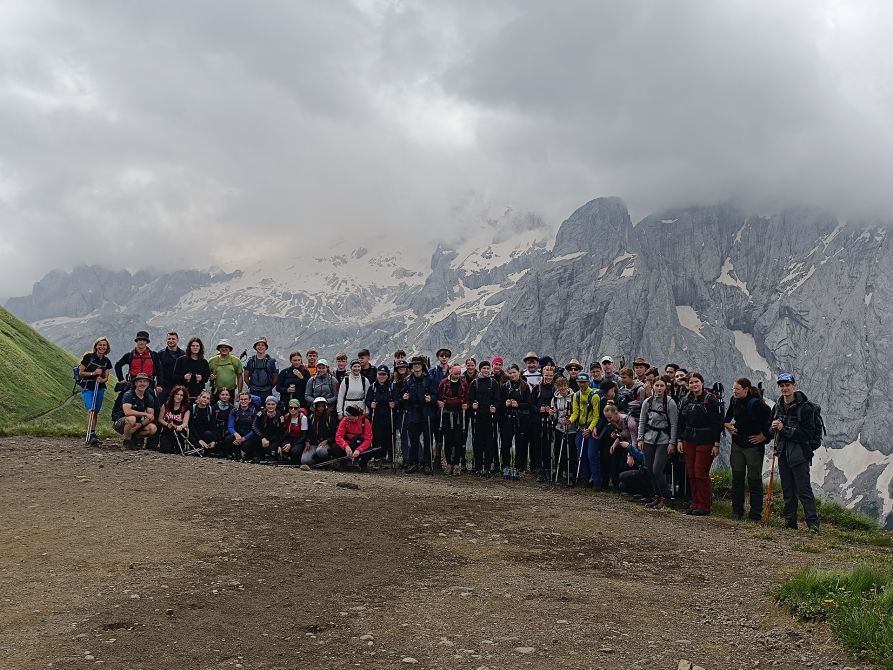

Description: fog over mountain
[8,197,893,528]
[2,2,893,298]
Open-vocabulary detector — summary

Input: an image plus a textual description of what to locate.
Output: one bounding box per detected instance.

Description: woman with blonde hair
[78,336,113,445]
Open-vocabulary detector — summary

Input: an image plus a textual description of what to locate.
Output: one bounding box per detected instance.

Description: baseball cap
[577,372,590,382]
[317,358,329,367]
[313,397,328,405]
[288,399,301,408]
[600,355,614,364]
[776,372,796,384]
[377,365,390,375]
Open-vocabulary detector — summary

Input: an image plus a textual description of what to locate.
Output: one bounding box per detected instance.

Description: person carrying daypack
[366,365,397,465]
[771,372,821,532]
[244,337,278,399]
[636,378,679,509]
[678,372,723,517]
[77,336,113,445]
[724,377,772,521]
[569,373,600,487]
[401,356,436,474]
[468,361,500,476]
[337,359,370,419]
[437,364,469,475]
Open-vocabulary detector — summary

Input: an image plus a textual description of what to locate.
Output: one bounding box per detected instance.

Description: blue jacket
[402,373,436,423]
[227,395,262,439]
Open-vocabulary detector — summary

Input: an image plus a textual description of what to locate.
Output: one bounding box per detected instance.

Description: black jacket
[401,373,436,423]
[173,356,210,399]
[468,376,501,417]
[678,391,724,445]
[365,380,395,421]
[502,379,532,416]
[772,391,818,467]
[276,365,310,407]
[157,346,185,388]
[724,395,772,448]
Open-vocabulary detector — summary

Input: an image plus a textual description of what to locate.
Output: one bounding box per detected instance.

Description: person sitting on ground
[78,336,112,445]
[678,372,723,517]
[158,385,191,454]
[725,377,772,521]
[637,378,679,510]
[771,372,821,532]
[334,405,374,470]
[114,372,158,449]
[277,351,310,408]
[189,389,218,455]
[213,389,234,457]
[305,359,339,411]
[225,391,261,460]
[209,339,244,400]
[334,352,349,384]
[302,397,339,466]
[244,337,278,400]
[337,359,370,419]
[174,336,210,400]
[250,396,285,462]
[618,439,650,498]
[280,399,308,463]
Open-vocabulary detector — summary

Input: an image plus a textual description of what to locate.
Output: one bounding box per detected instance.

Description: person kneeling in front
[114,373,158,449]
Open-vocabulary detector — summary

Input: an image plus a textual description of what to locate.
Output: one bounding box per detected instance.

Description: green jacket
[209,354,244,392]
[569,388,599,432]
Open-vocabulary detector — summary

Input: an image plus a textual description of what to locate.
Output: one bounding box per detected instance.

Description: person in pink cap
[437,363,469,475]
[491,357,508,385]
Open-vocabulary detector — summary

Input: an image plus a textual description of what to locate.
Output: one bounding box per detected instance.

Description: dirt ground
[0,437,868,670]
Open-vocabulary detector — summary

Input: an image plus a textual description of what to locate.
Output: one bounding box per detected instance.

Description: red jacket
[438,377,468,411]
[335,415,373,453]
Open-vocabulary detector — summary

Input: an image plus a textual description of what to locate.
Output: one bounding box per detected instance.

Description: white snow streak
[716,258,750,296]
[731,330,771,378]
[676,306,706,338]
[811,440,893,518]
[549,251,587,263]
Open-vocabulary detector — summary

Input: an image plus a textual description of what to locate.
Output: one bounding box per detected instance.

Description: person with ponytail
[677,372,723,516]
[724,377,772,521]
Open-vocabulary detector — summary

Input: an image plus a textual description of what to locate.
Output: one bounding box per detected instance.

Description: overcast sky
[2,1,892,299]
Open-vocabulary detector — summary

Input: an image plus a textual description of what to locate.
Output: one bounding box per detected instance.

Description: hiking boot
[405,463,418,474]
[451,465,461,476]
[502,467,510,480]
[644,497,660,509]
[511,468,519,481]
[422,464,433,475]
[784,520,798,530]
[122,438,133,450]
[807,523,820,534]
[134,437,145,449]
[690,508,710,517]
[536,469,547,483]
[88,432,101,445]
[652,497,666,510]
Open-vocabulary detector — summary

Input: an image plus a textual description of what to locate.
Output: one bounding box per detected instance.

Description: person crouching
[334,405,374,470]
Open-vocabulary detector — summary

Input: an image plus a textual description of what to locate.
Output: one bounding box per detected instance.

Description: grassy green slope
[0,305,113,436]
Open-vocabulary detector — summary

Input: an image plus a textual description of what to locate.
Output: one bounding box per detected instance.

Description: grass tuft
[776,565,893,669]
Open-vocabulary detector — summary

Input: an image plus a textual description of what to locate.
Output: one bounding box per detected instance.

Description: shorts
[82,386,105,412]
[114,416,145,434]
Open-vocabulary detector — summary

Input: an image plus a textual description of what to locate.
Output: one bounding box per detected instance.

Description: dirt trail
[0,437,866,670]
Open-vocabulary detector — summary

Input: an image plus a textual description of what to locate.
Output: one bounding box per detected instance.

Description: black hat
[134,330,150,342]
[436,347,452,358]
[394,360,409,370]
[410,355,427,368]
[377,365,390,375]
[346,405,363,417]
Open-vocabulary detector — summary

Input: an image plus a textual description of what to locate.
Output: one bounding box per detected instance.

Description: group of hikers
[75,330,824,531]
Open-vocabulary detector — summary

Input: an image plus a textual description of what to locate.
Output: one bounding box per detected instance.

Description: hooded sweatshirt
[337,373,370,418]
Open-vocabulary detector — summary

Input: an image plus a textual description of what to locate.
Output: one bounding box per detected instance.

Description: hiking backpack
[246,355,277,389]
[796,400,826,454]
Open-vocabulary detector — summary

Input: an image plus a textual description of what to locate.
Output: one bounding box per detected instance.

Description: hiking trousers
[643,443,672,499]
[442,411,464,465]
[778,451,819,527]
[598,430,624,490]
[683,442,715,512]
[372,415,393,460]
[407,421,432,465]
[500,414,530,471]
[731,443,765,520]
[576,432,601,486]
[472,413,496,471]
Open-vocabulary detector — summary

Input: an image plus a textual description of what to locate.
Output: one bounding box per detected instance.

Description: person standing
[209,339,244,400]
[334,353,349,384]
[358,348,377,385]
[244,337,278,400]
[306,348,320,377]
[114,330,161,386]
[530,365,555,482]
[724,377,772,521]
[78,336,112,444]
[771,373,821,532]
[156,332,185,406]
[564,359,583,393]
[569,373,600,487]
[366,365,397,465]
[304,359,339,411]
[437,364,468,475]
[633,357,649,384]
[501,364,532,480]
[468,360,500,476]
[678,372,723,516]
[600,356,620,386]
[337,359,370,419]
[174,337,210,400]
[277,351,310,408]
[401,356,436,474]
[637,378,679,509]
[550,375,575,484]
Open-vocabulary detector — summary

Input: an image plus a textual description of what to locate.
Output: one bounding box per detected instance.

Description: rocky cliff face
[7,198,891,526]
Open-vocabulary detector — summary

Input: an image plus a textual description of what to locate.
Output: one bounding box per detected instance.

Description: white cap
[600,355,614,364]
[313,396,328,404]
[317,358,329,367]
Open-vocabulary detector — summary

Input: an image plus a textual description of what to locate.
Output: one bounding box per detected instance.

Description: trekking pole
[390,408,397,473]
[762,448,777,524]
[85,376,100,444]
[554,431,564,484]
[575,432,585,484]
[426,413,434,471]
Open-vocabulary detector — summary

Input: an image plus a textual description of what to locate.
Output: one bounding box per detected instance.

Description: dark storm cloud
[1,1,891,298]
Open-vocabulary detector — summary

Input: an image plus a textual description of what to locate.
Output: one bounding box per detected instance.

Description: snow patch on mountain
[731,330,771,379]
[676,306,706,338]
[717,258,750,295]
[812,440,893,518]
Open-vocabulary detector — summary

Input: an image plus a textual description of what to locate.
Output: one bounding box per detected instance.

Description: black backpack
[797,400,826,454]
[246,355,277,389]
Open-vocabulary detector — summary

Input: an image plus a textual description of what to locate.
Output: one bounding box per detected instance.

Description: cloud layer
[2,1,892,297]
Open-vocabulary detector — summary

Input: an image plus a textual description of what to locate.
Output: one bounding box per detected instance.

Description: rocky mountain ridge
[7,197,892,527]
